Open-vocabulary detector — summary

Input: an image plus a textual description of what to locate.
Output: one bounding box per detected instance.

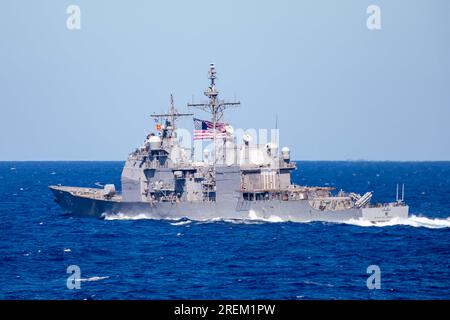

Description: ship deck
[49,185,122,202]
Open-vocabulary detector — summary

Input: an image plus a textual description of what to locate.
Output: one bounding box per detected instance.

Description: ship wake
[102,212,449,229]
[341,215,450,229]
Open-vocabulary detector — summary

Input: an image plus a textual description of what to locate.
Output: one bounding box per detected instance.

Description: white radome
[148,135,162,149]
[281,146,291,160]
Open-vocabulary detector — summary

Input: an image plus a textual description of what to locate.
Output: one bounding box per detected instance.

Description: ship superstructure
[50,65,409,222]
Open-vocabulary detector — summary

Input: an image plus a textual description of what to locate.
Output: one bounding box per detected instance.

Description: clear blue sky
[1,0,449,160]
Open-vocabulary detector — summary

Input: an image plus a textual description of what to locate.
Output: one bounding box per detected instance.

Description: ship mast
[187,63,240,171]
[151,94,193,147]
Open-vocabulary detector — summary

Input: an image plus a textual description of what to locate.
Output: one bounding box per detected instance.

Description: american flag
[194,118,227,140]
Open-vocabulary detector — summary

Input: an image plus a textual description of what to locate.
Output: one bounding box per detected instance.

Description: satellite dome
[148,135,162,149]
[281,146,291,160]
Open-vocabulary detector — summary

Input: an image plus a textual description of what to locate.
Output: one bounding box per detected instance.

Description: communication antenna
[187,64,241,172]
[274,114,281,189]
[151,94,193,147]
[274,114,279,149]
[396,183,405,203]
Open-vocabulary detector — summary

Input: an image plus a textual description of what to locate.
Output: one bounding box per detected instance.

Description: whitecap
[102,210,449,230]
[303,280,334,288]
[103,213,156,220]
[341,215,450,229]
[248,210,284,223]
[103,212,188,222]
[79,276,109,282]
[170,220,192,226]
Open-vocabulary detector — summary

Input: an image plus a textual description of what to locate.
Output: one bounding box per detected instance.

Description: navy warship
[50,64,409,222]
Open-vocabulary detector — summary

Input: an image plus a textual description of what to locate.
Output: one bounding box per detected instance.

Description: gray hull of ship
[50,188,408,223]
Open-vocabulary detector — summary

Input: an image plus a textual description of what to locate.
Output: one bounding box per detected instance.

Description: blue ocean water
[0,161,449,300]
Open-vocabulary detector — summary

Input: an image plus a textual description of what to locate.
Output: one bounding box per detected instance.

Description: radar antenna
[151,94,193,147]
[187,63,240,170]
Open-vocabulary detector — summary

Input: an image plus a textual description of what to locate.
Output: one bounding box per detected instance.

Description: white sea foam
[170,220,192,226]
[102,212,449,229]
[103,213,157,221]
[341,215,450,229]
[199,218,264,225]
[103,212,185,222]
[248,210,284,223]
[79,276,109,282]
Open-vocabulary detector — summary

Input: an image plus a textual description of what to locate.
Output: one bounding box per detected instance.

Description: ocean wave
[197,217,265,225]
[102,212,449,229]
[170,220,192,226]
[79,276,109,282]
[103,213,156,221]
[248,210,284,223]
[102,212,182,221]
[103,213,271,225]
[341,215,450,229]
